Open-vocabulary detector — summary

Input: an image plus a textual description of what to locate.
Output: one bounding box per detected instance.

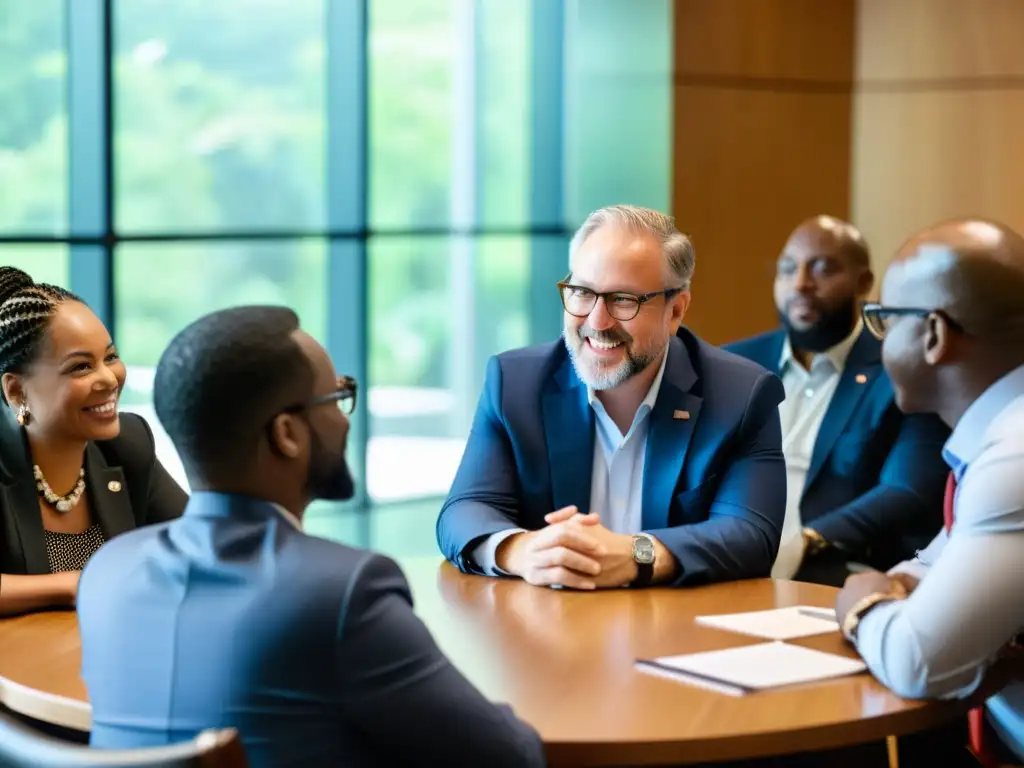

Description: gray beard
[563,330,659,391]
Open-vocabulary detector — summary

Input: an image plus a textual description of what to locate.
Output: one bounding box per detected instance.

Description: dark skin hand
[838,570,1024,701]
[835,570,909,630]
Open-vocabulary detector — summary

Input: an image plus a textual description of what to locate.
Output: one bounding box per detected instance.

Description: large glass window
[0,245,69,287]
[4,0,674,553]
[367,236,528,502]
[0,0,67,235]
[115,241,328,490]
[563,0,673,222]
[113,0,326,233]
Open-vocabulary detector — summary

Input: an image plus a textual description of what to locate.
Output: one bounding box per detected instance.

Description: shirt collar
[587,340,670,417]
[270,502,303,531]
[779,318,863,375]
[943,363,1024,471]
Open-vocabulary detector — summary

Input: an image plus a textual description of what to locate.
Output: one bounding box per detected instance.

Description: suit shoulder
[96,412,156,470]
[80,520,168,582]
[493,340,562,367]
[722,328,783,357]
[700,341,778,386]
[283,535,408,593]
[489,340,566,383]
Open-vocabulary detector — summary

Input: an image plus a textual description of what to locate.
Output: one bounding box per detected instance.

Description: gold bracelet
[841,591,898,642]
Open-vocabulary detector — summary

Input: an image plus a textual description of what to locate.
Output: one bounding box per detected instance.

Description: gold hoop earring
[16,403,29,426]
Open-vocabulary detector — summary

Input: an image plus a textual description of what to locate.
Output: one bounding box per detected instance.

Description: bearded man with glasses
[437,204,788,589]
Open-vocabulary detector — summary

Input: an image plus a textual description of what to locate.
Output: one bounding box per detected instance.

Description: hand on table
[495,506,606,589]
[835,569,909,629]
[541,508,639,589]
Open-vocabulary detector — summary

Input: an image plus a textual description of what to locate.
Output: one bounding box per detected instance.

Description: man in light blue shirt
[837,217,1024,763]
[436,205,787,589]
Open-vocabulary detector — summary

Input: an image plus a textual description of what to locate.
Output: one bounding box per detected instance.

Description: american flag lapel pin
[673,409,690,420]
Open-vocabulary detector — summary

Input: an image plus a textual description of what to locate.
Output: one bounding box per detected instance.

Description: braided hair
[0,266,81,379]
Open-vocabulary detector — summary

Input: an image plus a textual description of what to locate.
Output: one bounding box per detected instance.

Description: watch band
[630,533,655,588]
[802,527,829,556]
[631,561,654,588]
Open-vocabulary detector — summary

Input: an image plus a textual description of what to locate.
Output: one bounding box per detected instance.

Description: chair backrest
[0,708,247,768]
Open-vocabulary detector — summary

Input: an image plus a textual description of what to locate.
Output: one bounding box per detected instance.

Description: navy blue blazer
[725,328,949,566]
[436,327,787,585]
[78,492,545,768]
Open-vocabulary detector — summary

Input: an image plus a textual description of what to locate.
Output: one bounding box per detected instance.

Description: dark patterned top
[44,524,106,573]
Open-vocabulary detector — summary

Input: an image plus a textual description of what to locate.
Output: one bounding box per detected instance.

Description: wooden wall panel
[852,0,1024,272]
[856,0,1024,81]
[671,1,856,345]
[675,0,854,82]
[852,90,1024,266]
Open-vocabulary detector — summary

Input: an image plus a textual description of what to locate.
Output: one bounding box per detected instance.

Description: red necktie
[945,471,998,767]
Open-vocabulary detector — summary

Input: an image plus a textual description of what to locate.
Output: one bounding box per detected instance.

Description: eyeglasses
[282,375,358,416]
[556,277,684,322]
[862,303,965,340]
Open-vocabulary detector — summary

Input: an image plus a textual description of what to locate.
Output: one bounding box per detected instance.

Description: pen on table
[797,607,837,622]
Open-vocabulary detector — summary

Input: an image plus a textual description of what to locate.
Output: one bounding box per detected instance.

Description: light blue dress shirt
[853,363,1024,761]
[470,346,670,574]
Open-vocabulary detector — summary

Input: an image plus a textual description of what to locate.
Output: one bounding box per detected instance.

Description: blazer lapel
[85,442,135,540]
[804,331,882,492]
[542,359,595,515]
[1,473,49,574]
[0,412,49,573]
[642,336,703,530]
[753,331,786,376]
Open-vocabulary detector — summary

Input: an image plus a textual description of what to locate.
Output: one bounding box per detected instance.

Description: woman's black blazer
[0,408,187,574]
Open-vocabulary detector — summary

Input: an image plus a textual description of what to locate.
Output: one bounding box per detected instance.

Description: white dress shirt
[772,320,863,578]
[854,364,1024,761]
[470,346,670,575]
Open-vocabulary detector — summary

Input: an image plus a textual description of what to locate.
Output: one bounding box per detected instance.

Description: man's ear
[923,313,952,366]
[267,413,303,459]
[858,268,875,298]
[669,290,691,331]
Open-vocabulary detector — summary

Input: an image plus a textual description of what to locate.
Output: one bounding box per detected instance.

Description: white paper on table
[635,640,867,696]
[694,605,838,640]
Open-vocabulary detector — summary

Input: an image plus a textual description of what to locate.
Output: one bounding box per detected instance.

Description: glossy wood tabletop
[0,556,965,765]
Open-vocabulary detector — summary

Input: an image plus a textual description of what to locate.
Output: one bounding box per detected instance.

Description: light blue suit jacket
[77,492,545,767]
[436,327,787,585]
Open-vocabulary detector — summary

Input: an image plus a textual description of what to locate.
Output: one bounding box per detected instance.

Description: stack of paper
[636,641,866,696]
[694,605,838,640]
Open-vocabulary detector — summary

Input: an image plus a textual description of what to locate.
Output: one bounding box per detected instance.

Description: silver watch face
[632,535,655,564]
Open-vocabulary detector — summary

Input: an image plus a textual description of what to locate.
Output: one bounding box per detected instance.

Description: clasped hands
[494,506,640,590]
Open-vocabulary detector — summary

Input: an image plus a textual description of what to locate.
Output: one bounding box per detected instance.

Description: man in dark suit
[437,205,787,588]
[76,307,545,767]
[725,216,949,586]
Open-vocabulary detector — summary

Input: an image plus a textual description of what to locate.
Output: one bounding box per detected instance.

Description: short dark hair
[153,306,316,479]
[0,266,80,377]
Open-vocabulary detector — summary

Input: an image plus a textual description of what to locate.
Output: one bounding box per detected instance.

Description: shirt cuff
[469,528,527,576]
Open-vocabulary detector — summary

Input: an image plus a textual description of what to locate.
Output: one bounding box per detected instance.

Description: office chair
[0,707,247,768]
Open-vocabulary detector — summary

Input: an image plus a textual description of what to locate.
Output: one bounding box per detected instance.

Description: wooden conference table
[0,556,964,765]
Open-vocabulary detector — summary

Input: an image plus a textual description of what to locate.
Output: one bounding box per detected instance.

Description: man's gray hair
[568,204,695,291]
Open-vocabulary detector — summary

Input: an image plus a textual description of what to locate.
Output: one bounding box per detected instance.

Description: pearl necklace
[33,465,86,513]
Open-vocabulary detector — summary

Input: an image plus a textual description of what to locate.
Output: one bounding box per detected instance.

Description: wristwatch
[841,592,897,641]
[630,533,656,588]
[802,527,829,556]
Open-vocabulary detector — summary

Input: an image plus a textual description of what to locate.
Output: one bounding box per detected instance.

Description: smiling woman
[0,266,187,616]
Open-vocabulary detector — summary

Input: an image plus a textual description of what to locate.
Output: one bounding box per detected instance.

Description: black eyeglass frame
[281,375,358,416]
[862,303,965,340]
[555,275,685,321]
